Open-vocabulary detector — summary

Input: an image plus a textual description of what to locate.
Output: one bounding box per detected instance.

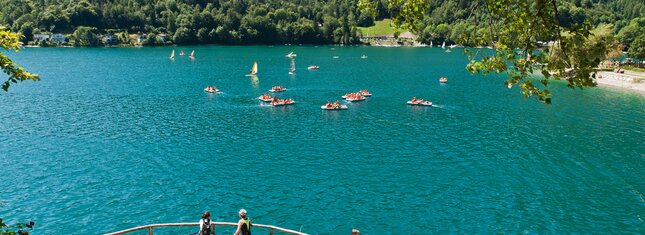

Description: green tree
[1,26,39,92]
[628,34,645,59]
[360,0,615,103]
[0,218,35,235]
[72,26,100,46]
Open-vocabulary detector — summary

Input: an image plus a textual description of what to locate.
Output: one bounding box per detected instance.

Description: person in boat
[199,211,212,235]
[326,101,332,108]
[233,209,252,235]
[351,229,360,235]
[412,97,417,103]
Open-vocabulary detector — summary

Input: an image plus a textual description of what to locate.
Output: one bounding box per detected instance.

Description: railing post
[148,226,153,235]
[270,227,274,235]
[211,224,215,235]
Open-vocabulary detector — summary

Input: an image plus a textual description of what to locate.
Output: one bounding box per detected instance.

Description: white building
[50,34,67,44]
[33,34,50,41]
[136,35,145,44]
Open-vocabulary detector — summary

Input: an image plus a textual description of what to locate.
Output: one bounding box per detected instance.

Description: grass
[622,65,645,72]
[357,19,398,36]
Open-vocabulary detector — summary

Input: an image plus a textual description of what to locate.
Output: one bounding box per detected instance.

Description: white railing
[105,222,309,235]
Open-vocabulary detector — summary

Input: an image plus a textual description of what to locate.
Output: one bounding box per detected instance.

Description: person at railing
[233,209,252,235]
[199,211,212,235]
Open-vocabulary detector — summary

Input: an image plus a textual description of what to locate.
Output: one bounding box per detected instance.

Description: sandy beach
[596,70,645,94]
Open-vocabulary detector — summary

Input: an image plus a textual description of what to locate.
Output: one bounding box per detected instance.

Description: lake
[1,45,643,234]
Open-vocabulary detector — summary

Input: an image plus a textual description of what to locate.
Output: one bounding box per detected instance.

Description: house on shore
[103,34,118,45]
[157,34,170,43]
[50,34,67,44]
[33,34,50,42]
[136,35,145,44]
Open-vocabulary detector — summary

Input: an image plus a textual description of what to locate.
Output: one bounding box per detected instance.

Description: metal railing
[105,222,309,235]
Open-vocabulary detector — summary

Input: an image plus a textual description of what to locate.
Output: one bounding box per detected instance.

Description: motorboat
[307,65,320,70]
[439,77,448,83]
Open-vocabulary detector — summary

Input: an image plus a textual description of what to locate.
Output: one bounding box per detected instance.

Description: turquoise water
[1,46,644,234]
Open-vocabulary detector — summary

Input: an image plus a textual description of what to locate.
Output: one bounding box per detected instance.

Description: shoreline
[596,71,645,95]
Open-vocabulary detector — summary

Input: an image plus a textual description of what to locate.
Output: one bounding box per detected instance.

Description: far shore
[596,71,645,95]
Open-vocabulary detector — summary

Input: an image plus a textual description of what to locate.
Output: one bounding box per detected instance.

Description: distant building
[103,34,118,45]
[136,35,145,44]
[33,34,50,41]
[50,34,67,44]
[157,34,170,42]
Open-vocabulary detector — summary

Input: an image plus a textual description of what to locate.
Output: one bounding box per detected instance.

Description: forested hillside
[0,0,642,49]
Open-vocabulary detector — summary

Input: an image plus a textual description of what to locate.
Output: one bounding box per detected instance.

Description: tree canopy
[0,25,39,92]
[360,0,644,103]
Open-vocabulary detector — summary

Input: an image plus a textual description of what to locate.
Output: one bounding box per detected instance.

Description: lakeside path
[596,70,645,94]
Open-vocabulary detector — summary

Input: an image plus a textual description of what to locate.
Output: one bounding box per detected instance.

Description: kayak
[321,105,348,110]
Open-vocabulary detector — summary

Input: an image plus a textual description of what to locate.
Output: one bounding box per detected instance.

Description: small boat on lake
[179,50,185,56]
[204,86,219,93]
[359,90,372,97]
[246,61,258,76]
[332,56,339,59]
[361,55,368,59]
[321,101,348,110]
[269,85,287,92]
[189,50,195,59]
[407,97,433,106]
[258,93,273,102]
[307,65,320,70]
[271,98,295,106]
[344,92,366,102]
[169,50,175,59]
[439,77,448,83]
[286,52,297,58]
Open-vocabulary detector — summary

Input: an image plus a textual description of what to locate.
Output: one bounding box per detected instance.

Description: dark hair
[202,211,211,219]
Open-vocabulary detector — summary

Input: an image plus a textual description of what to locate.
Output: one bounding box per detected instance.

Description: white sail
[189,50,195,57]
[170,50,175,59]
[430,41,433,47]
[441,41,445,48]
[289,58,296,74]
[249,62,258,75]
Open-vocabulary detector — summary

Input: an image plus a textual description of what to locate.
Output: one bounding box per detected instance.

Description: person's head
[238,209,247,218]
[202,211,211,219]
[351,229,360,235]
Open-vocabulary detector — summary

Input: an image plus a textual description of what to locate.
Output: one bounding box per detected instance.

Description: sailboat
[441,41,445,49]
[169,50,175,59]
[189,50,195,59]
[246,61,258,76]
[286,52,296,58]
[430,41,433,47]
[288,58,296,74]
